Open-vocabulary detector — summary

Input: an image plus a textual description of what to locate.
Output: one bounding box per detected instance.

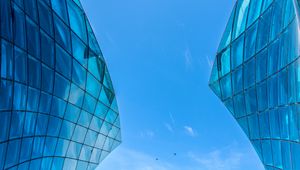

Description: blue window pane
[67,0,87,43]
[40,31,55,68]
[1,40,14,79]
[20,138,33,162]
[0,0,13,41]
[247,0,262,26]
[71,33,88,68]
[270,0,284,41]
[245,87,257,115]
[233,0,250,39]
[268,39,280,76]
[13,82,27,110]
[256,49,268,82]
[289,106,299,141]
[26,17,40,58]
[0,143,7,169]
[12,3,26,49]
[23,112,37,137]
[10,111,25,139]
[0,112,11,142]
[262,140,273,166]
[32,137,45,159]
[41,64,54,93]
[29,159,42,170]
[35,114,49,136]
[259,111,270,139]
[84,130,97,146]
[269,110,280,139]
[55,139,69,157]
[43,137,57,157]
[95,101,109,119]
[90,116,103,132]
[54,73,70,100]
[47,116,62,136]
[66,142,82,159]
[83,93,97,113]
[5,139,21,168]
[79,145,92,162]
[14,47,27,83]
[0,80,13,110]
[50,96,66,118]
[59,120,75,140]
[39,92,52,114]
[278,107,289,140]
[64,103,80,123]
[257,81,268,112]
[231,34,244,69]
[291,143,300,169]
[51,0,69,24]
[24,0,38,22]
[244,58,255,89]
[219,48,230,76]
[78,110,92,128]
[268,75,278,108]
[272,140,282,168]
[76,161,88,170]
[72,59,87,89]
[256,6,272,52]
[38,1,53,36]
[72,125,87,143]
[278,70,288,106]
[54,15,71,53]
[282,142,292,170]
[233,94,246,118]
[52,158,64,170]
[56,45,72,78]
[244,22,258,60]
[220,74,232,100]
[86,73,101,98]
[27,87,40,112]
[28,56,41,89]
[63,158,77,170]
[41,158,53,169]
[69,84,84,107]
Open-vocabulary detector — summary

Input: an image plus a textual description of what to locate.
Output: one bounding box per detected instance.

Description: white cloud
[184,126,198,137]
[140,130,155,139]
[184,47,193,69]
[206,55,214,70]
[188,150,242,170]
[164,123,174,133]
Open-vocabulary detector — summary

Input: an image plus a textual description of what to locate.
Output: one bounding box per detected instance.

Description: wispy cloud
[184,47,193,69]
[164,123,174,133]
[184,126,198,137]
[206,55,214,70]
[188,149,243,170]
[140,130,155,139]
[164,112,176,134]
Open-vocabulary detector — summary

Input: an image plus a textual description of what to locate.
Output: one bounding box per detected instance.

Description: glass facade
[209,0,300,169]
[0,0,121,169]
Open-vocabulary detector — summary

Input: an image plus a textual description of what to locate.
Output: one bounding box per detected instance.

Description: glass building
[0,0,121,169]
[209,0,300,169]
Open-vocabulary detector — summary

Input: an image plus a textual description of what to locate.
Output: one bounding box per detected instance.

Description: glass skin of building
[0,0,121,169]
[209,0,300,169]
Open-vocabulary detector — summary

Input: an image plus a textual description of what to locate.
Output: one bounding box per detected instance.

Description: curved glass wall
[209,0,300,169]
[0,0,121,169]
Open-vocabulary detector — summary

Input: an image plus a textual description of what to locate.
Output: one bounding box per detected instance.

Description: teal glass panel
[244,58,255,89]
[233,93,246,118]
[67,0,87,43]
[231,34,244,69]
[256,6,272,52]
[218,5,236,52]
[220,74,232,100]
[232,66,243,94]
[233,0,250,39]
[247,0,262,26]
[219,48,231,76]
[244,22,258,61]
[272,140,282,169]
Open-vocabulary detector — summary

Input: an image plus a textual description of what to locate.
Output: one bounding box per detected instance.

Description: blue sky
[82,0,264,169]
